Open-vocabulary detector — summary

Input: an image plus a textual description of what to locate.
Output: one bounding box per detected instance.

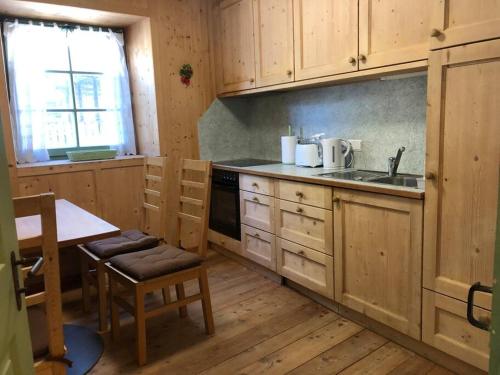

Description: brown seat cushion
[27,306,49,359]
[109,244,203,281]
[85,229,159,259]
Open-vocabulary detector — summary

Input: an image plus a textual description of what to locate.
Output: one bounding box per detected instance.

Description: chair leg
[175,283,188,318]
[162,287,171,305]
[198,267,215,335]
[96,262,108,332]
[109,274,120,341]
[135,287,147,366]
[80,253,91,313]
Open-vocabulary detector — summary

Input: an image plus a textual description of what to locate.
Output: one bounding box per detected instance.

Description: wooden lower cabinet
[277,238,333,299]
[275,199,333,255]
[422,289,491,371]
[241,224,276,271]
[333,188,423,339]
[240,191,275,232]
[276,179,332,209]
[239,174,275,196]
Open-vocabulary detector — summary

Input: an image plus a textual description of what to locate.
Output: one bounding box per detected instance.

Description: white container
[281,136,297,164]
[321,138,352,169]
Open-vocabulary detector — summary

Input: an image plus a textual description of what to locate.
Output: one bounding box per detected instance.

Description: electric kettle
[320,138,352,169]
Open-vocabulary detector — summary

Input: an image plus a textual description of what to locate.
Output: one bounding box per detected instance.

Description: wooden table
[16,199,120,249]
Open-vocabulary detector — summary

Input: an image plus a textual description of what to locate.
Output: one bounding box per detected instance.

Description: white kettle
[320,138,352,169]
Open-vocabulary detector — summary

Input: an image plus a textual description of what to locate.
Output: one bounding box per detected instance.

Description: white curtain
[4,21,136,163]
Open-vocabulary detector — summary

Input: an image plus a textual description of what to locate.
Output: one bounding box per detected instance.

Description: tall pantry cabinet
[422,38,500,371]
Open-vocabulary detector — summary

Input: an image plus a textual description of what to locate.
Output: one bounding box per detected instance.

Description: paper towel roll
[281,136,297,164]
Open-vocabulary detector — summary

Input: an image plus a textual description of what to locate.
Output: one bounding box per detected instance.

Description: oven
[209,169,241,240]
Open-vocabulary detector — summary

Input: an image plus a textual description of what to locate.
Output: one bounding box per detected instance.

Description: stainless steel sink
[314,169,423,188]
[369,176,419,188]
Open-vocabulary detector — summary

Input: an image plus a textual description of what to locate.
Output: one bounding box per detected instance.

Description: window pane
[73,74,104,109]
[45,73,73,109]
[43,112,77,148]
[77,111,121,147]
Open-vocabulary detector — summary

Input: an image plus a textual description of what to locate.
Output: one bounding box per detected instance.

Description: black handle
[10,252,44,311]
[467,282,492,331]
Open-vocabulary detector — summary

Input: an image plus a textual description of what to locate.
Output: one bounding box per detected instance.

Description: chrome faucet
[388,147,406,177]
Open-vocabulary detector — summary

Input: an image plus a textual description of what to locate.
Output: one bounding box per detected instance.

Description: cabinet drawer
[275,199,333,255]
[422,289,490,372]
[277,180,332,209]
[277,238,333,299]
[241,224,276,271]
[240,191,275,233]
[240,174,274,196]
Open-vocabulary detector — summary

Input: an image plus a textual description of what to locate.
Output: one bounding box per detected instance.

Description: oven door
[209,182,241,240]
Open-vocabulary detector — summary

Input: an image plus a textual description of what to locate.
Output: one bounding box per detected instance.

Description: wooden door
[358,0,436,69]
[0,119,34,374]
[253,0,294,86]
[333,189,423,339]
[430,0,500,50]
[215,0,256,93]
[293,0,358,81]
[241,225,276,270]
[240,191,275,233]
[424,39,500,310]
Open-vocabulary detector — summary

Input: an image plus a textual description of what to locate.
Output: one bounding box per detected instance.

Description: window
[4,20,136,163]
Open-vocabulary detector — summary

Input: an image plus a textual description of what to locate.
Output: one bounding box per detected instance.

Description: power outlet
[349,139,362,151]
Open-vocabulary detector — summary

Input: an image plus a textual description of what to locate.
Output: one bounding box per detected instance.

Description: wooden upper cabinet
[333,189,423,339]
[424,39,500,311]
[430,0,500,50]
[358,0,437,69]
[293,0,358,81]
[253,0,294,86]
[216,0,256,93]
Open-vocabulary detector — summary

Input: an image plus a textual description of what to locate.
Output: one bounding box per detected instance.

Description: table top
[16,199,120,249]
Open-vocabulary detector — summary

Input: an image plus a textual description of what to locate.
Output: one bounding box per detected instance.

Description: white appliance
[295,143,322,167]
[321,138,352,169]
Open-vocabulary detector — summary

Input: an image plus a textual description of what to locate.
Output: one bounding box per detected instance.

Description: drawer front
[240,174,274,196]
[277,179,332,209]
[241,225,276,271]
[422,289,490,371]
[275,199,333,255]
[240,191,275,233]
[277,238,333,299]
[208,229,242,255]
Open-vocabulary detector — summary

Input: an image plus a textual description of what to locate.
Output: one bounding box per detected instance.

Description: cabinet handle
[296,207,304,214]
[252,182,259,188]
[298,250,305,255]
[287,70,293,76]
[333,197,340,208]
[425,172,436,180]
[250,78,255,83]
[358,54,367,63]
[430,28,442,38]
[348,56,356,64]
[252,196,260,203]
[295,191,304,198]
[254,232,260,238]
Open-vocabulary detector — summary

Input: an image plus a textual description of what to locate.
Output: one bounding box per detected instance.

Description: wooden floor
[63,251,454,375]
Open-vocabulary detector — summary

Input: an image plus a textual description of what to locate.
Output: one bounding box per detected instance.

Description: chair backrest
[176,159,212,257]
[13,193,65,361]
[142,156,168,239]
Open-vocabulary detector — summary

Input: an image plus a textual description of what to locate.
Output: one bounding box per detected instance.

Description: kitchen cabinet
[276,180,332,209]
[333,189,423,339]
[293,0,358,80]
[276,238,334,298]
[275,199,333,255]
[422,289,491,371]
[253,0,294,86]
[240,190,275,233]
[215,0,256,93]
[240,174,275,196]
[423,39,500,311]
[430,0,500,50]
[358,0,437,70]
[241,224,277,271]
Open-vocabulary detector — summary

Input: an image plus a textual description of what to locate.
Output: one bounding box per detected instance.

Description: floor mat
[64,324,104,375]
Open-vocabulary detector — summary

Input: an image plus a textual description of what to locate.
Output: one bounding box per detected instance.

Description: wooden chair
[13,193,68,375]
[78,156,168,332]
[105,159,214,365]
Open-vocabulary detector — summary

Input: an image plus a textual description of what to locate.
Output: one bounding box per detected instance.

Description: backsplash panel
[199,76,427,174]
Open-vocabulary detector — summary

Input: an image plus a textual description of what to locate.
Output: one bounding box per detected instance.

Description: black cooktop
[214,159,280,167]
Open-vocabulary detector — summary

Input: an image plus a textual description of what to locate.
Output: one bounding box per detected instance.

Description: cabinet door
[253,0,294,86]
[358,0,436,69]
[276,180,332,209]
[424,39,500,310]
[333,189,423,339]
[216,0,256,93]
[240,190,275,233]
[430,0,500,50]
[293,0,358,81]
[241,224,276,270]
[422,289,491,371]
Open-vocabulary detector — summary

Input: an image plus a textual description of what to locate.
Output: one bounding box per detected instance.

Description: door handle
[10,251,44,311]
[467,282,492,331]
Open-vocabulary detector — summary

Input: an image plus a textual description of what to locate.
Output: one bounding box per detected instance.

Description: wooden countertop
[213,163,425,200]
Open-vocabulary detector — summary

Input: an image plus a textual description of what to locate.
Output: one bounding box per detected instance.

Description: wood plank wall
[1,0,216,241]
